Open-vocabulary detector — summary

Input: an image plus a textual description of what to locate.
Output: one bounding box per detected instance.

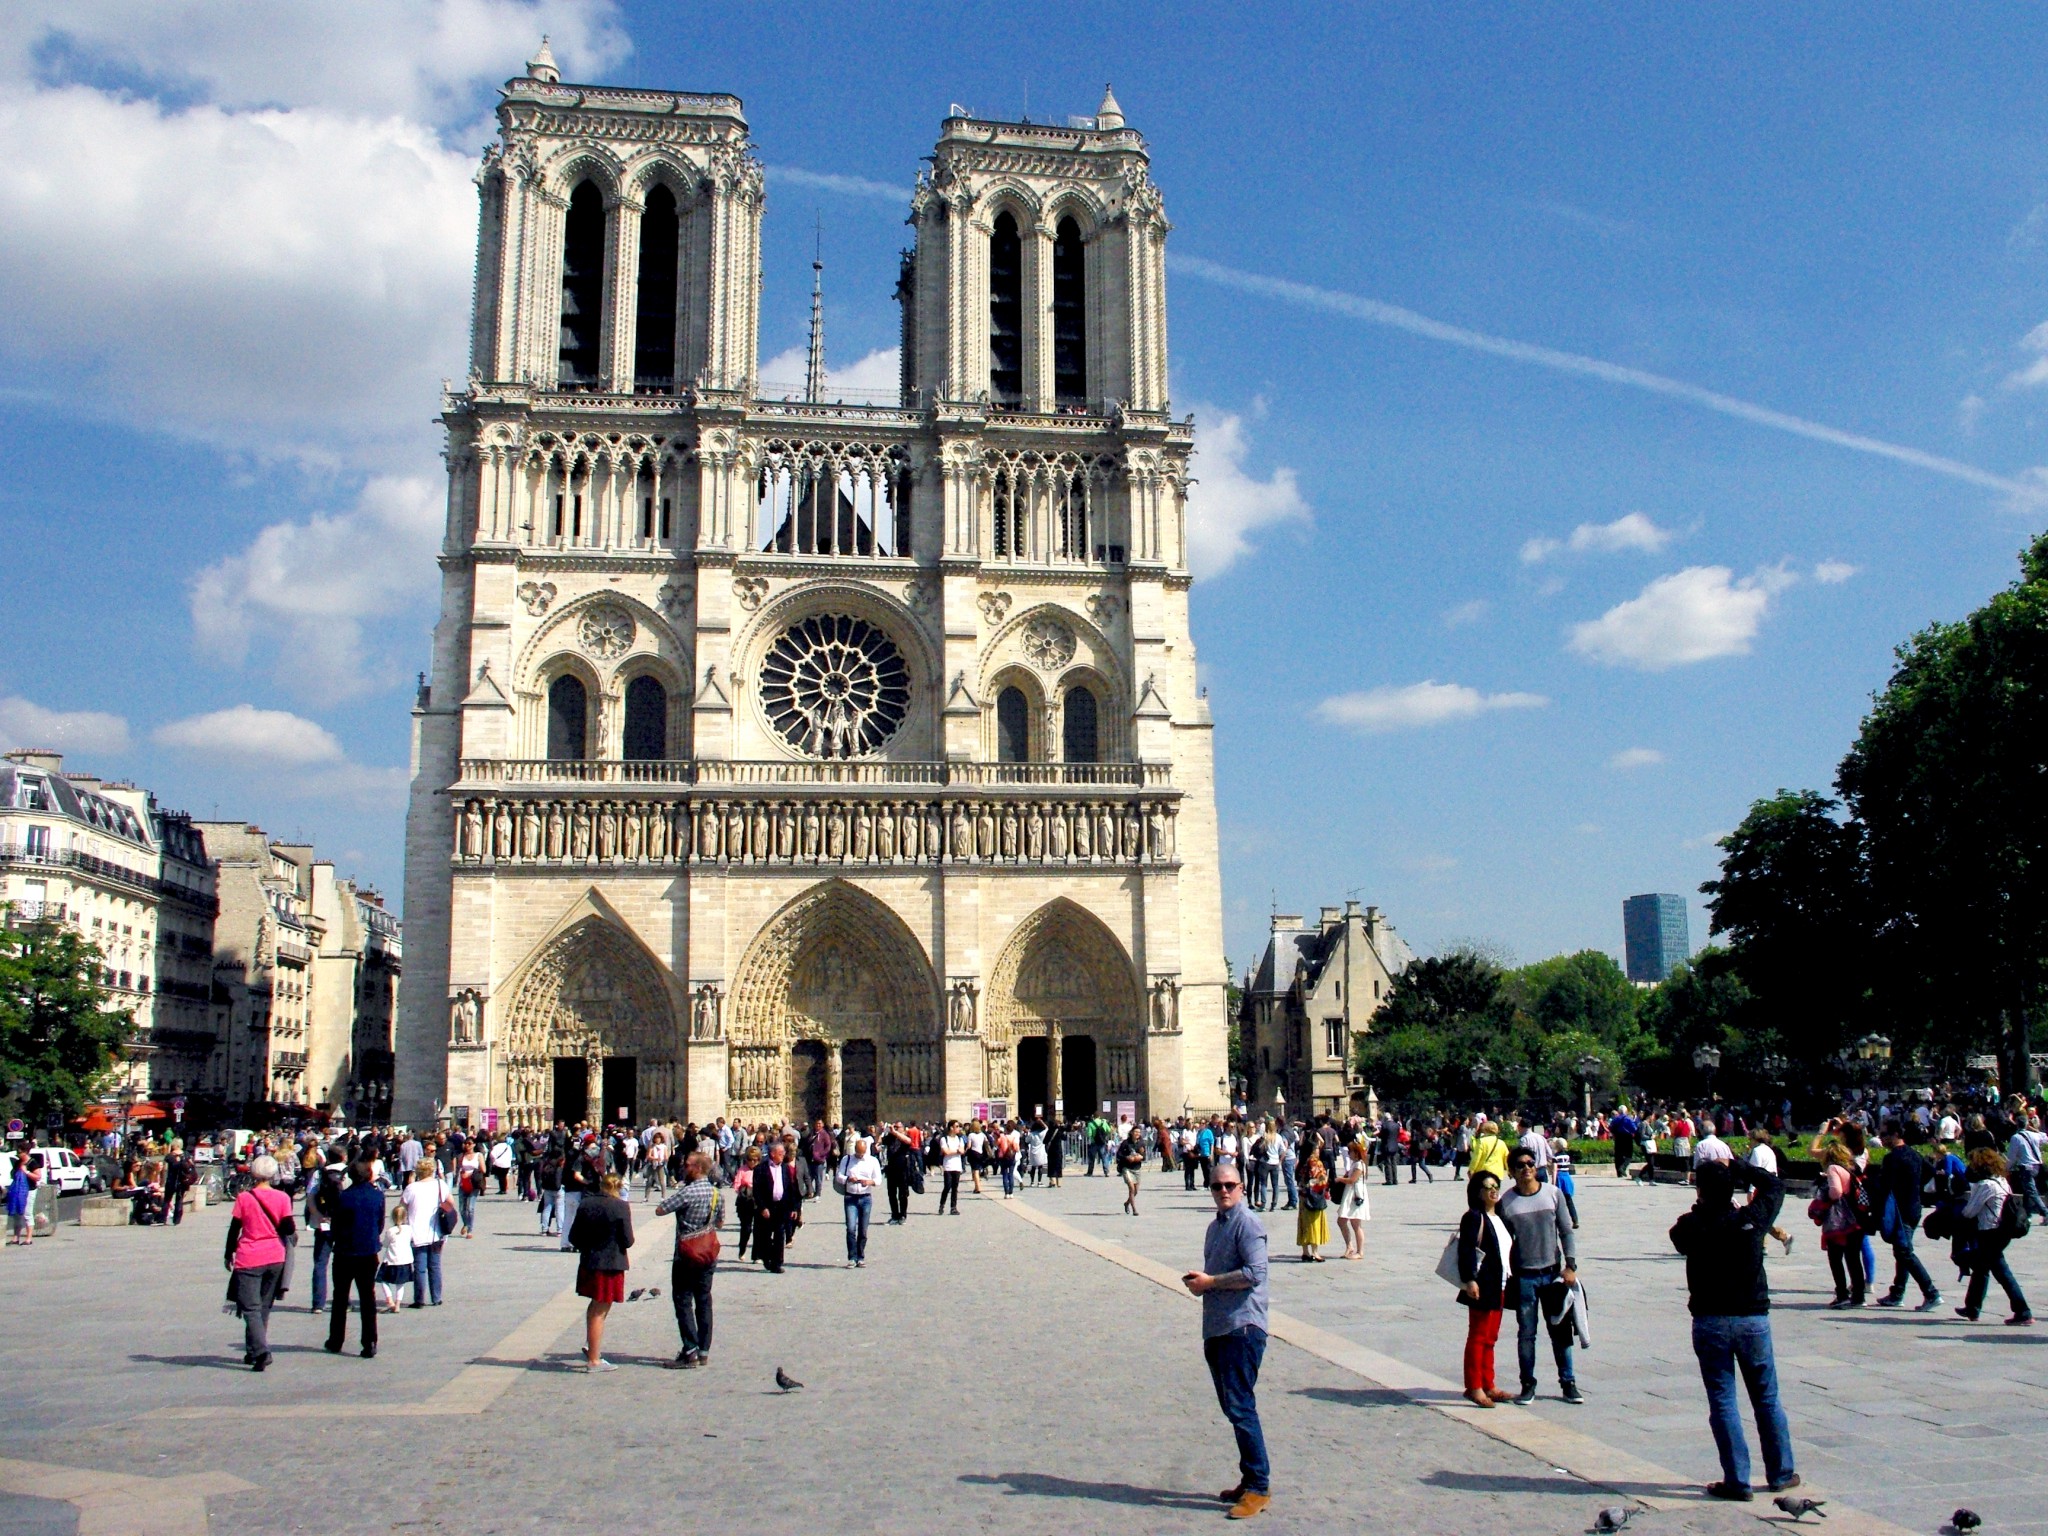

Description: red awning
[127,1102,170,1121]
[72,1108,117,1133]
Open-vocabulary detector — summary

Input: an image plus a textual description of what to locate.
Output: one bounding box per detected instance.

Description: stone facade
[396,53,1227,1130]
[1239,903,1413,1119]
[0,750,220,1101]
[308,867,402,1121]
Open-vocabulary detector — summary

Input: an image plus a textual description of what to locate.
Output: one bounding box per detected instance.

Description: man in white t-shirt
[1937,1109,1961,1144]
[1746,1130,1779,1175]
[1518,1121,1555,1180]
[1693,1126,1733,1167]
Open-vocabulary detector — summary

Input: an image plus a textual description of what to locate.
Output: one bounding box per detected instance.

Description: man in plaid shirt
[658,1152,722,1368]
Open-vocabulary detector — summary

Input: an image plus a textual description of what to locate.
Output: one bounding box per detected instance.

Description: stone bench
[78,1197,131,1227]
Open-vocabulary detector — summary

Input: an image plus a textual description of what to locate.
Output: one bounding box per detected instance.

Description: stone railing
[453,788,1179,870]
[457,759,1167,789]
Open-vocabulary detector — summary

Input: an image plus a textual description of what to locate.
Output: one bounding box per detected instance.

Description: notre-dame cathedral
[395,42,1227,1131]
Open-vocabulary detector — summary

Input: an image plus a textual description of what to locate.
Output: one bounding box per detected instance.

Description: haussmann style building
[395,45,1229,1131]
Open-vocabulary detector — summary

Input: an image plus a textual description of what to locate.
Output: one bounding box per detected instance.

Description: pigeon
[1773,1495,1826,1520]
[1951,1512,1981,1534]
[1590,1507,1636,1533]
[647,1286,661,1299]
[627,1287,645,1302]
[774,1367,804,1391]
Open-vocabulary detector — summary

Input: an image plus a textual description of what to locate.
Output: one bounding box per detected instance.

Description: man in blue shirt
[324,1156,386,1359]
[1183,1155,1271,1520]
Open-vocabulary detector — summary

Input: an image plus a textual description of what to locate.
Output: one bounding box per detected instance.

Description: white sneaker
[587,1358,618,1373]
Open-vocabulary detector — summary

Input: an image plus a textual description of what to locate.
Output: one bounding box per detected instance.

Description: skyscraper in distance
[1622,893,1689,983]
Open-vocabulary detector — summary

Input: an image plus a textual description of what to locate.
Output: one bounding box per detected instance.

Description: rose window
[759,614,910,758]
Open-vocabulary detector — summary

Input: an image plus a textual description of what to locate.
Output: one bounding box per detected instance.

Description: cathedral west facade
[395,44,1228,1131]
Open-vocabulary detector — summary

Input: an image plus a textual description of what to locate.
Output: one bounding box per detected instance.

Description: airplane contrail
[1171,253,2039,503]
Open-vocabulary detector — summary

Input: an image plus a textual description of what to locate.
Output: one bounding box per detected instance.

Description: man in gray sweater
[1500,1146,1582,1404]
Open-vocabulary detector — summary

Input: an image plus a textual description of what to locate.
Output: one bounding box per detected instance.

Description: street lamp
[1472,1059,1494,1100]
[116,1081,136,1150]
[1576,1053,1604,1122]
[1692,1044,1722,1104]
[1273,1088,1286,1125]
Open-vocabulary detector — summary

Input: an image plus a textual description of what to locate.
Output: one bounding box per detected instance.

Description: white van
[29,1145,92,1194]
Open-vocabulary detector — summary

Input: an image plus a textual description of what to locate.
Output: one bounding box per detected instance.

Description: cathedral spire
[526,36,560,85]
[805,226,826,403]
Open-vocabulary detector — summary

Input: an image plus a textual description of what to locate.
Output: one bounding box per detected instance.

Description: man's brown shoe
[1227,1491,1271,1520]
[1218,1485,1244,1503]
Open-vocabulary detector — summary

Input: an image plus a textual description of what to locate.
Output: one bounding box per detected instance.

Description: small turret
[526,36,560,85]
[1095,84,1125,131]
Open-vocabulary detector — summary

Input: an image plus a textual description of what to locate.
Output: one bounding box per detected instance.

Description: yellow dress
[1296,1188,1329,1248]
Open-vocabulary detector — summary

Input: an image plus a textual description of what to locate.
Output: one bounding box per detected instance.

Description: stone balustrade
[453,787,1179,869]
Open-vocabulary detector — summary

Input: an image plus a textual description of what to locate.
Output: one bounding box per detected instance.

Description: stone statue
[947,979,978,1037]
[449,989,482,1045]
[463,801,484,859]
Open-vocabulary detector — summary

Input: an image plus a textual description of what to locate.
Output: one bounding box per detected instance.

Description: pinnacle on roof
[526,36,560,84]
[1095,84,1125,131]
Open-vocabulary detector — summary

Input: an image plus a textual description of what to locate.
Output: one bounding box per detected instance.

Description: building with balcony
[396,50,1226,1130]
[0,749,221,1100]
[1239,902,1414,1120]
[196,823,326,1112]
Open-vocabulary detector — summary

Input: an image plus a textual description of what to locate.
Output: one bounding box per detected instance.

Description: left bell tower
[395,40,765,1126]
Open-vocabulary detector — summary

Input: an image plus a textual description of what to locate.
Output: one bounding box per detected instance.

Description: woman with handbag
[456,1145,486,1237]
[1454,1169,1512,1407]
[1810,1147,1865,1308]
[1296,1150,1331,1262]
[732,1146,760,1259]
[399,1161,453,1307]
[223,1153,296,1371]
[1115,1124,1147,1215]
[568,1173,634,1371]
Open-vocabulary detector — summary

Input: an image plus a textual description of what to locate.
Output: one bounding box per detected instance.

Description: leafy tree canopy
[0,920,131,1127]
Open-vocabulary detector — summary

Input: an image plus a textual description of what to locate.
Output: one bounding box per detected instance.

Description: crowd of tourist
[7,1075,2041,1516]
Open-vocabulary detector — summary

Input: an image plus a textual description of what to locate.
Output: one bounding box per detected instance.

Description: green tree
[0,919,131,1126]
[1508,949,1645,1056]
[1355,949,1520,1107]
[1837,530,2048,1091]
[1700,789,1870,1084]
[1633,948,1756,1099]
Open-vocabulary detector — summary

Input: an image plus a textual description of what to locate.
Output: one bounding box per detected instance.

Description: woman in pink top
[225,1154,297,1371]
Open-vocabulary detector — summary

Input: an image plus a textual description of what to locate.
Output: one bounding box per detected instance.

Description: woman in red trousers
[1456,1169,1512,1407]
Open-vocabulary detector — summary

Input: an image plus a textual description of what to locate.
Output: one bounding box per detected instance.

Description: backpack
[2001,1183,2032,1241]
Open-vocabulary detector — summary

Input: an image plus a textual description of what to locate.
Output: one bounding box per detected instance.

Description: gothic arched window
[1063,684,1099,764]
[1053,217,1087,405]
[996,686,1030,764]
[634,184,678,391]
[558,180,606,387]
[989,211,1023,406]
[622,675,668,760]
[547,674,589,760]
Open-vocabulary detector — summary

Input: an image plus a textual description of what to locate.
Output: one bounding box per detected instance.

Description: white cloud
[1813,560,1858,584]
[764,166,905,205]
[6,2,628,125]
[1316,680,1549,734]
[189,475,443,698]
[154,705,344,766]
[0,697,131,756]
[154,705,405,807]
[1608,746,1666,770]
[1682,829,1731,851]
[2005,320,2048,391]
[1958,393,1986,434]
[1521,511,1674,564]
[1442,598,1491,629]
[1185,410,1311,579]
[1568,564,1795,671]
[758,345,902,399]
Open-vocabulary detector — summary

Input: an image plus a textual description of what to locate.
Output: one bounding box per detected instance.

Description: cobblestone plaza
[4,1169,2028,1534]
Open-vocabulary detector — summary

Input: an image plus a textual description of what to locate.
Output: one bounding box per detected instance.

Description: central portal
[552,1057,588,1125]
[1061,1034,1099,1118]
[1017,1036,1051,1118]
[791,1040,828,1124]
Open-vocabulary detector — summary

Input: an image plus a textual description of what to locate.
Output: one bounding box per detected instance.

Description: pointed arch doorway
[988,900,1142,1121]
[501,915,680,1129]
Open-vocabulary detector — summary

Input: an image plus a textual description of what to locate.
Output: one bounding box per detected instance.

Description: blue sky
[4,3,2046,978]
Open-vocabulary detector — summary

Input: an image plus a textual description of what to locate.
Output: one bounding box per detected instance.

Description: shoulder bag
[677,1191,723,1266]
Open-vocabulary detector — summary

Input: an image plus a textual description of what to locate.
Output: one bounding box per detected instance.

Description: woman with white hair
[224,1154,296,1371]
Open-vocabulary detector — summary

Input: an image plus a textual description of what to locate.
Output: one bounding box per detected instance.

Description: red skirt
[576,1266,626,1303]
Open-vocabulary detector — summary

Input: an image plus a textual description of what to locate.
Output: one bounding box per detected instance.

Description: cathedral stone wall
[396,55,1225,1130]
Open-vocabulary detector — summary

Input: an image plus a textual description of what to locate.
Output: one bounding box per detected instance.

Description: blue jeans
[537,1189,559,1234]
[309,1229,334,1312]
[843,1194,872,1262]
[412,1241,444,1305]
[1512,1274,1576,1391]
[1883,1226,1937,1301]
[999,1162,1015,1195]
[1279,1158,1297,1208]
[1204,1327,1270,1495]
[1691,1314,1794,1490]
[458,1190,477,1234]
